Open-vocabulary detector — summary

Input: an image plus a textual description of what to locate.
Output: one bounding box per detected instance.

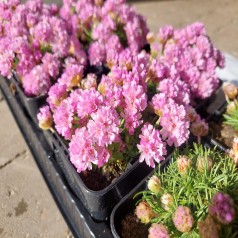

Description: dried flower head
[222,83,238,100]
[135,201,156,224]
[198,215,219,238]
[172,206,194,233]
[196,156,213,172]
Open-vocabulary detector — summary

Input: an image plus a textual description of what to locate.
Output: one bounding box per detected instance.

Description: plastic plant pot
[46,130,155,221]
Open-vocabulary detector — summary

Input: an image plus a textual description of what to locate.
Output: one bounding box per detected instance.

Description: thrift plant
[135,143,238,238]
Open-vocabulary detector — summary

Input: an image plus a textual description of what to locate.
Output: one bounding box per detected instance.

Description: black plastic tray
[0,76,114,238]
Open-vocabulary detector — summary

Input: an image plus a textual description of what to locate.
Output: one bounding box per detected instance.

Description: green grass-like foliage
[135,143,238,237]
[223,100,238,131]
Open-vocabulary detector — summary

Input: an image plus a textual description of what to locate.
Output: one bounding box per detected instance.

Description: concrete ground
[0,0,238,237]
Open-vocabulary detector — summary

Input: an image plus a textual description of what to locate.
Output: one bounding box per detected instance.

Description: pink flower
[172,206,194,233]
[88,41,106,66]
[76,88,104,118]
[87,106,121,147]
[81,73,97,90]
[151,93,167,116]
[22,64,51,96]
[148,223,170,238]
[137,123,167,168]
[160,99,190,147]
[53,97,74,140]
[47,83,68,111]
[42,53,60,79]
[37,105,53,130]
[209,192,235,225]
[58,64,84,90]
[69,127,98,172]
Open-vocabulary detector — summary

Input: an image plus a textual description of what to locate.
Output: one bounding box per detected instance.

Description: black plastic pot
[110,139,216,238]
[110,156,172,238]
[0,75,114,238]
[44,130,154,221]
[195,82,226,121]
[10,73,47,124]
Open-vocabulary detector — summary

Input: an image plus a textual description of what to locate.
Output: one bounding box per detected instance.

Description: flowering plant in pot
[37,19,225,220]
[0,0,87,120]
[59,0,149,67]
[111,143,238,238]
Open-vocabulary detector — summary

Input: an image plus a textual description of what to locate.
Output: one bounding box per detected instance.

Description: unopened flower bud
[161,193,174,211]
[172,206,194,233]
[147,32,155,44]
[148,223,170,238]
[226,101,237,114]
[37,106,53,130]
[197,156,213,172]
[148,175,162,193]
[177,155,192,175]
[222,83,238,100]
[198,215,219,238]
[135,201,156,224]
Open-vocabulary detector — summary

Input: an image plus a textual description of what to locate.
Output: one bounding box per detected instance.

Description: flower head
[208,192,235,225]
[172,206,194,233]
[148,223,170,238]
[87,106,121,147]
[137,123,167,168]
[135,201,156,224]
[37,105,53,130]
[198,215,219,238]
[222,83,238,100]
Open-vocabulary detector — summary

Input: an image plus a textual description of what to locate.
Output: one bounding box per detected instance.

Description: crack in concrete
[0,150,27,170]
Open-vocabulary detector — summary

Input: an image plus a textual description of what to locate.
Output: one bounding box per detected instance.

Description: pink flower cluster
[24,2,224,173]
[0,0,87,96]
[208,192,235,225]
[150,22,225,99]
[60,0,148,66]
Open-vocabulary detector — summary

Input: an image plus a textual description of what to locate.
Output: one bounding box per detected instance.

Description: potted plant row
[111,142,238,238]
[0,0,226,222]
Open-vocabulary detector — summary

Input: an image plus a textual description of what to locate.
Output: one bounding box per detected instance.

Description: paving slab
[0,99,71,238]
[0,0,238,237]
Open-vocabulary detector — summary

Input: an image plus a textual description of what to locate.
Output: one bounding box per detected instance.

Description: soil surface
[80,170,111,191]
[120,211,149,238]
